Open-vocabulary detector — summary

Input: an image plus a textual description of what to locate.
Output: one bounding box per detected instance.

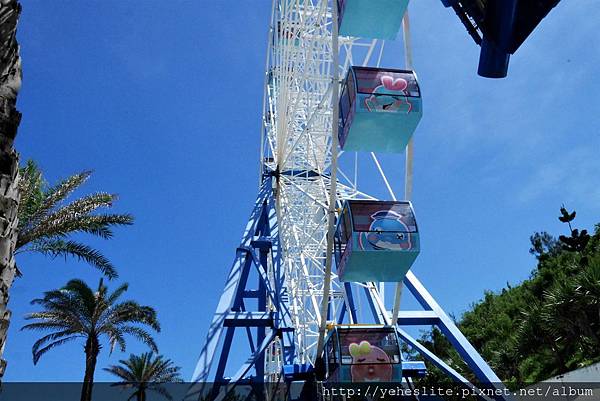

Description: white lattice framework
[260,0,394,365]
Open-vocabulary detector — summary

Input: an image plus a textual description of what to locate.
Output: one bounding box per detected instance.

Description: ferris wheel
[188,1,511,400]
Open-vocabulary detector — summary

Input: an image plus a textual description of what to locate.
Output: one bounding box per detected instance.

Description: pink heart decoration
[381,75,408,91]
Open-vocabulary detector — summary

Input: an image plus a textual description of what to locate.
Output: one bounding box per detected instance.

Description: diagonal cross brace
[403,271,510,390]
[360,271,513,401]
[214,331,277,401]
[189,179,274,395]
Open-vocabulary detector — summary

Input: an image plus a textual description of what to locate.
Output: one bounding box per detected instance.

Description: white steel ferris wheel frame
[189,1,512,400]
[261,0,396,365]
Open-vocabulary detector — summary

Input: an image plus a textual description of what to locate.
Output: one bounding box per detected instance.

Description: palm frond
[107,301,160,331]
[47,192,116,219]
[104,364,137,382]
[24,308,90,334]
[20,239,118,279]
[106,283,129,305]
[26,290,91,327]
[19,211,133,246]
[31,330,80,356]
[32,336,79,364]
[21,321,74,332]
[18,160,45,229]
[105,327,127,354]
[118,326,158,353]
[21,169,92,233]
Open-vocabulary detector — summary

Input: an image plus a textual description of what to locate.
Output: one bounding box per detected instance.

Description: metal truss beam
[360,272,513,401]
[188,176,281,400]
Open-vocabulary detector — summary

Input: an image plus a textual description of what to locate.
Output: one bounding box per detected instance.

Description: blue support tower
[188,172,513,401]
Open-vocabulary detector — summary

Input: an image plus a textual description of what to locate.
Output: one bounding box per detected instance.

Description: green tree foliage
[22,279,160,401]
[416,208,600,388]
[104,352,182,401]
[16,160,134,278]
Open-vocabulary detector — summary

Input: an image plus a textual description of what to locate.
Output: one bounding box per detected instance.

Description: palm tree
[0,0,23,379]
[104,352,183,401]
[16,160,134,278]
[22,279,160,401]
[0,159,133,377]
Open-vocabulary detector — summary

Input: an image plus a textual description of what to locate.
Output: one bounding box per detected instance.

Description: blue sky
[5,0,599,383]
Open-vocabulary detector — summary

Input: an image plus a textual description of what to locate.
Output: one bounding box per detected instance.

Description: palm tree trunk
[80,335,100,401]
[136,389,146,401]
[0,0,22,380]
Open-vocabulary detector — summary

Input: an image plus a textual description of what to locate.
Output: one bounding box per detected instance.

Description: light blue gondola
[337,0,408,40]
[339,66,422,153]
[334,200,420,282]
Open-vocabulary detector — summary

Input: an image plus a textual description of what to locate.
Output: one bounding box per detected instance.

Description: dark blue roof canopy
[441,0,562,78]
